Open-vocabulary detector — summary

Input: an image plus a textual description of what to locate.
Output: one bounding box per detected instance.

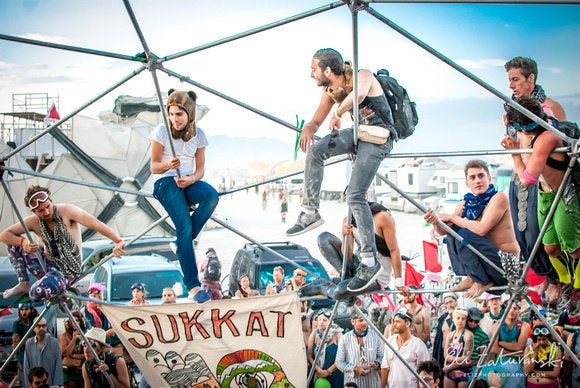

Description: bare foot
[545,283,562,304]
[448,277,474,293]
[2,281,30,299]
[465,282,493,298]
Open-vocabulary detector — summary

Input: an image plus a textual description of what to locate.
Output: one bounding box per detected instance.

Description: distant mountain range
[205,135,295,170]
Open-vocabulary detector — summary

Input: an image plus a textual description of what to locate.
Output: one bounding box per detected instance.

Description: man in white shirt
[381,307,430,388]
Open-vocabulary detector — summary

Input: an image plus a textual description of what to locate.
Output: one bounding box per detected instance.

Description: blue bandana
[463,184,497,220]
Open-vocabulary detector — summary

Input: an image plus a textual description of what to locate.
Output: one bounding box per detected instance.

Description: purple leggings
[7,246,69,302]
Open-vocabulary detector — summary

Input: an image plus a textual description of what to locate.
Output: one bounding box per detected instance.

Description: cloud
[456,58,505,70]
[20,33,76,46]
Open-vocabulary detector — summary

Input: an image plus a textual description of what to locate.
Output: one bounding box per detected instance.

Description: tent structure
[1,1,579,388]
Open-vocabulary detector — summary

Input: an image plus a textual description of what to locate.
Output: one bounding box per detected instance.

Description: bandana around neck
[512,84,546,103]
[463,184,497,220]
[353,328,368,337]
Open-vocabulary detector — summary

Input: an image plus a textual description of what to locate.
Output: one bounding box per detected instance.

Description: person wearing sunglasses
[417,359,442,388]
[127,283,150,306]
[23,318,63,388]
[286,48,397,296]
[503,96,580,315]
[464,307,490,380]
[424,160,520,299]
[523,325,562,388]
[0,185,126,301]
[502,57,566,307]
[82,327,130,388]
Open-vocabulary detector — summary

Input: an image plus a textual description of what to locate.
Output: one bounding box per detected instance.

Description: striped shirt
[469,325,490,363]
[336,330,384,388]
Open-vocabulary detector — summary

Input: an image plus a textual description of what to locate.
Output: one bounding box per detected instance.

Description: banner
[101,292,306,388]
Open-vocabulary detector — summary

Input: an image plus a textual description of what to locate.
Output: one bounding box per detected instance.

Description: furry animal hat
[167,89,197,141]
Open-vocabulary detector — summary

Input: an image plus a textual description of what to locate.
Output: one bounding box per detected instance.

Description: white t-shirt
[148,124,208,181]
[381,334,430,387]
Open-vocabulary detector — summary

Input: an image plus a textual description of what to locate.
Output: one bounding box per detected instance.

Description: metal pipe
[163,2,347,62]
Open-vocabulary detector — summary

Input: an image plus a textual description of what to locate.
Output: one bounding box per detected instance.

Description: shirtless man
[502,96,580,314]
[0,185,125,300]
[504,56,567,303]
[424,160,520,298]
[405,285,431,344]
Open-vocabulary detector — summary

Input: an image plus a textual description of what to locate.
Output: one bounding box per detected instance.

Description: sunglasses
[467,318,480,324]
[28,191,50,210]
[82,340,100,348]
[130,283,145,291]
[533,327,550,336]
[328,129,339,149]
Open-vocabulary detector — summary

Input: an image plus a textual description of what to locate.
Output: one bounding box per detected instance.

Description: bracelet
[334,110,343,119]
[394,277,404,287]
[115,239,123,245]
[19,237,25,248]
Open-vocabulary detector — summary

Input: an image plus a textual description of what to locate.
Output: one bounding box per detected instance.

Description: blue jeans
[303,127,393,256]
[153,177,219,290]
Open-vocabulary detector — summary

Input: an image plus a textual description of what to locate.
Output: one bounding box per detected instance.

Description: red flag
[405,262,425,305]
[423,240,442,273]
[371,292,395,311]
[44,103,60,126]
[525,267,545,305]
[0,306,13,317]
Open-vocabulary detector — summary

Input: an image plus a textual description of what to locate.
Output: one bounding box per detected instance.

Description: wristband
[334,110,342,119]
[20,238,25,248]
[115,239,123,245]
[522,169,538,185]
[394,277,404,287]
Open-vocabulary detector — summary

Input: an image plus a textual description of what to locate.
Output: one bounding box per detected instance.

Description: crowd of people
[1,46,578,388]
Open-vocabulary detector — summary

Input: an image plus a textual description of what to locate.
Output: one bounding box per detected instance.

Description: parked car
[91,255,187,304]
[77,235,179,295]
[227,241,351,329]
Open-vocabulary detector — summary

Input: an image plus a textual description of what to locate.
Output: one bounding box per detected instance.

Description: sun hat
[84,327,107,346]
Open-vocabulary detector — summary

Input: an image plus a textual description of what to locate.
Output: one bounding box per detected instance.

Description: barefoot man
[424,159,519,298]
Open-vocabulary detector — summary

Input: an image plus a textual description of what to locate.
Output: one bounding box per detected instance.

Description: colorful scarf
[463,184,497,220]
[86,301,103,328]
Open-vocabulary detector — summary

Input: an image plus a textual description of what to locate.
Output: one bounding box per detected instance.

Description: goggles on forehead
[507,121,540,133]
[28,191,50,210]
[18,303,32,309]
[395,307,413,322]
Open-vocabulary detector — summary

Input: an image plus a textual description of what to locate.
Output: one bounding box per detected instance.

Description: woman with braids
[149,89,219,303]
[59,310,86,388]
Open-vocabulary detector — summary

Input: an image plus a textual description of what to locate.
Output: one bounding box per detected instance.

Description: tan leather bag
[357,125,390,145]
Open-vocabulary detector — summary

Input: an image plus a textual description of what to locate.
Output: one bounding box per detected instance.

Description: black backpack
[374,69,418,140]
[555,120,580,198]
[204,255,221,281]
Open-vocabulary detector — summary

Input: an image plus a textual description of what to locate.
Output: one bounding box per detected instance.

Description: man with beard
[0,185,125,301]
[336,308,384,388]
[23,318,62,388]
[503,57,567,305]
[286,48,397,295]
[381,307,430,387]
[11,302,39,388]
[405,285,431,344]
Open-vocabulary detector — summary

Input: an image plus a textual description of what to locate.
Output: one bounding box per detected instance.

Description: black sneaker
[347,262,381,292]
[285,211,324,236]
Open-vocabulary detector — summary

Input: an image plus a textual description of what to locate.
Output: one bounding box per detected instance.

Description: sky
[1,0,579,164]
